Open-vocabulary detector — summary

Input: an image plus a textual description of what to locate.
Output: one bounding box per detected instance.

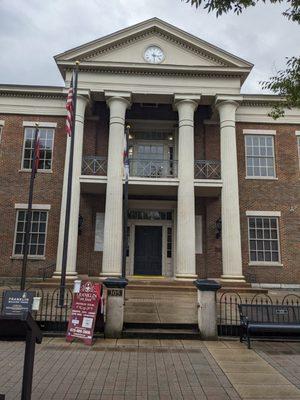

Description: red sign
[66,281,102,345]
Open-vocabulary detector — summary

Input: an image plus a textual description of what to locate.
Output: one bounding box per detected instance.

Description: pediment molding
[79,27,227,67]
[55,19,253,74]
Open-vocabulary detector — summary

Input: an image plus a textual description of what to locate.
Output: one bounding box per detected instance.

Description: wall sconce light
[168,135,173,141]
[78,214,84,235]
[216,217,222,239]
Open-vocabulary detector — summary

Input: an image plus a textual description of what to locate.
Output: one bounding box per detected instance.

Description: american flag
[66,73,75,136]
[33,126,40,176]
[124,129,129,181]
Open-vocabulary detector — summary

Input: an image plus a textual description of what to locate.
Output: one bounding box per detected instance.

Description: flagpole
[121,125,130,279]
[20,124,39,291]
[59,61,79,306]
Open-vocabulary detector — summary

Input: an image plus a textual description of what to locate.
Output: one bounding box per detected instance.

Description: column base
[176,273,198,280]
[100,272,122,278]
[220,274,246,283]
[52,271,78,279]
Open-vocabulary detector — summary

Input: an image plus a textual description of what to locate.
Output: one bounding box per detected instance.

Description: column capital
[105,91,131,108]
[215,95,243,111]
[173,94,201,112]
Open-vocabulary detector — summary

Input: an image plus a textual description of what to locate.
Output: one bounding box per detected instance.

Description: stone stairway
[123,285,199,339]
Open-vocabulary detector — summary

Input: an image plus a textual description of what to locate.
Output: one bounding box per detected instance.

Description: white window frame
[296,131,300,169]
[12,205,50,259]
[20,124,55,173]
[243,129,277,180]
[0,120,4,144]
[246,211,282,266]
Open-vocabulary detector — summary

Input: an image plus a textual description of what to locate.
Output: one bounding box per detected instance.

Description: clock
[144,46,165,64]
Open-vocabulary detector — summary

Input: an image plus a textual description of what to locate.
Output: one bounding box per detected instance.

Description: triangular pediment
[55,18,253,71]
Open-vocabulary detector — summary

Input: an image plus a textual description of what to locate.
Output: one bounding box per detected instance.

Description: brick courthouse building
[0,18,299,285]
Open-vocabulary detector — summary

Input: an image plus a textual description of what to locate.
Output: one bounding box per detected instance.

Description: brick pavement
[1,338,300,400]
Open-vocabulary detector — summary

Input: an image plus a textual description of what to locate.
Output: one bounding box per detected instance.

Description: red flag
[33,127,40,175]
[66,73,74,136]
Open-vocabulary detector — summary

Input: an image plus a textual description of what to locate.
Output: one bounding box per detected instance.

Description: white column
[54,95,89,278]
[175,97,199,279]
[216,100,244,282]
[101,95,131,277]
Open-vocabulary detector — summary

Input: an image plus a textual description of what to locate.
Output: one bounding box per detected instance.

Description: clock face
[144,46,165,64]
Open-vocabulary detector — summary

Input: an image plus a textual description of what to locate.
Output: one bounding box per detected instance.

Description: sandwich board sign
[66,281,102,345]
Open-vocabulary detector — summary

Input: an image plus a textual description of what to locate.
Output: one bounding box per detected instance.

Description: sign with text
[66,281,102,345]
[2,290,34,316]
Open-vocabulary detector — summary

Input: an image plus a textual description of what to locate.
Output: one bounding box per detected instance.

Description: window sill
[19,169,53,174]
[10,255,46,261]
[245,177,278,180]
[249,262,283,267]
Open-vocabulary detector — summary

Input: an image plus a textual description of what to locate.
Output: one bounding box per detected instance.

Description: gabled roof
[55,18,253,81]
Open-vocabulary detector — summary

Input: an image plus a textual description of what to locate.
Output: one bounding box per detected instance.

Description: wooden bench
[238,303,300,348]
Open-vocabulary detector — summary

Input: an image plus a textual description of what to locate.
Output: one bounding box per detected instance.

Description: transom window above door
[137,144,164,160]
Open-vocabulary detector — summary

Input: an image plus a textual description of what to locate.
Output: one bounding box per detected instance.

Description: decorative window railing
[82,156,107,176]
[194,160,221,179]
[129,159,178,178]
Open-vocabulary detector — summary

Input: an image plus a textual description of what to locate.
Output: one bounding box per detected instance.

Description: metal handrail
[129,159,178,178]
[194,160,221,179]
[82,156,107,175]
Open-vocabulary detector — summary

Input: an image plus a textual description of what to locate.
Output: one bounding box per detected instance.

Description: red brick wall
[76,193,105,276]
[236,122,300,284]
[0,114,66,278]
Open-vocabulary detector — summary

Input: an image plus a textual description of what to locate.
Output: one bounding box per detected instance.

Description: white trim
[245,177,278,180]
[296,131,300,136]
[246,210,281,217]
[12,209,49,258]
[252,283,300,289]
[0,120,4,126]
[195,215,203,254]
[15,203,51,210]
[244,134,276,179]
[22,121,57,128]
[243,129,276,135]
[21,126,55,172]
[249,262,283,267]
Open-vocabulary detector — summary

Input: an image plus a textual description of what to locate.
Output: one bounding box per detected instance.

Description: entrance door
[134,226,162,275]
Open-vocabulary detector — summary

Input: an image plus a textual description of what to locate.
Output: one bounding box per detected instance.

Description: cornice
[62,63,246,81]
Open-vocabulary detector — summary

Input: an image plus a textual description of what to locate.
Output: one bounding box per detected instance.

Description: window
[22,127,54,170]
[245,135,275,178]
[0,125,3,144]
[128,209,172,221]
[167,227,172,258]
[14,210,48,257]
[248,216,280,263]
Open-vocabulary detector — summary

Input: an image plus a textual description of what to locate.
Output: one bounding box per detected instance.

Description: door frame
[127,219,174,277]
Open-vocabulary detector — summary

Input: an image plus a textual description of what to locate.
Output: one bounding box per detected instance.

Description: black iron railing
[217,290,300,337]
[82,156,107,175]
[194,160,221,179]
[129,159,178,178]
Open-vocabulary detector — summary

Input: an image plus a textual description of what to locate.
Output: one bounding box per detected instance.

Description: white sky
[0,0,298,93]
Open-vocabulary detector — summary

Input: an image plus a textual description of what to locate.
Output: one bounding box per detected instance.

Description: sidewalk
[1,338,300,400]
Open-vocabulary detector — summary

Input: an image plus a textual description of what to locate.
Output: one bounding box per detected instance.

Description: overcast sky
[0,0,298,93]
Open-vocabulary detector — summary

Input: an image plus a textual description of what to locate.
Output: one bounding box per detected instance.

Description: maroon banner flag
[66,281,102,345]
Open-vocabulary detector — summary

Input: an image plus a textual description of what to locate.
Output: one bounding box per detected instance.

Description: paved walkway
[1,338,300,399]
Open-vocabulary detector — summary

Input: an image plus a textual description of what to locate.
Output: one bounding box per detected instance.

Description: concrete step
[122,323,201,340]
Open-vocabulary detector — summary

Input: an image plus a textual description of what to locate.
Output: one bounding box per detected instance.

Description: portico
[53,18,252,283]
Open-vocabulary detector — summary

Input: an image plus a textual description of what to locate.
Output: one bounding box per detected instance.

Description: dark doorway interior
[134,226,162,275]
